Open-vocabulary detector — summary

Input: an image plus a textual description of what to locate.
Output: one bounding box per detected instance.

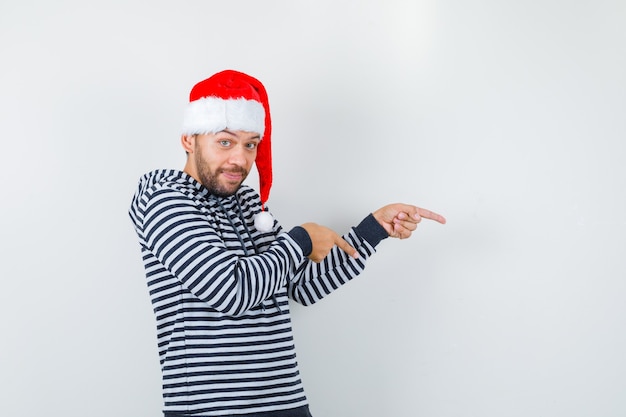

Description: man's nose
[228,144,247,165]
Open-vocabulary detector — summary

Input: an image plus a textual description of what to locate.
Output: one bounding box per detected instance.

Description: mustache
[219,166,247,175]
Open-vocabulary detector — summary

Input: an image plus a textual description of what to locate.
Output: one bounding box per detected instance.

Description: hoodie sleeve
[131,185,307,316]
[285,214,388,306]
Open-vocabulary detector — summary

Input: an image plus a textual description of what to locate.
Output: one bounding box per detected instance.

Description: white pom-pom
[254,211,274,233]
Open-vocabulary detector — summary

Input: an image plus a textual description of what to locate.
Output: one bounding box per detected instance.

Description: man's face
[190,130,260,197]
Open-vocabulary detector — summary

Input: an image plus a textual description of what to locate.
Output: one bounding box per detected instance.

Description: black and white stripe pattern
[129,169,376,416]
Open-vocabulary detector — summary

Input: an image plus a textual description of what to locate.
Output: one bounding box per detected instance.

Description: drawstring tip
[272,296,282,313]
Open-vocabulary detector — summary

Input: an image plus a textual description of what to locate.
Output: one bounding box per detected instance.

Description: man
[129,69,445,417]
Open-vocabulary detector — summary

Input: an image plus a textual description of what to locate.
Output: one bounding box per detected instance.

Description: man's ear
[181,134,195,153]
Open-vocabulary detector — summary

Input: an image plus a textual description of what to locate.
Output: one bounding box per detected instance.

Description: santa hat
[182,70,274,232]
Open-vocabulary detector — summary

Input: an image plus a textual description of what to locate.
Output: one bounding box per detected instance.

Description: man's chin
[210,182,242,198]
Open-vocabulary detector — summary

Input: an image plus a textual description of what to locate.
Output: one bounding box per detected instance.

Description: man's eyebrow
[221,129,260,140]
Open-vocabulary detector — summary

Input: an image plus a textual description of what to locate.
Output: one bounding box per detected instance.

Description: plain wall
[1,1,625,416]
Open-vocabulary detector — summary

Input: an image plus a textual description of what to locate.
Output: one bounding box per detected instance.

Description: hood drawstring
[216,196,282,313]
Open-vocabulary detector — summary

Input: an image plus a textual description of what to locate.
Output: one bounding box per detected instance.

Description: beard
[195,153,249,198]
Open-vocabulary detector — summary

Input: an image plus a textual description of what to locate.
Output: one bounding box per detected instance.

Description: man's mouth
[221,169,245,181]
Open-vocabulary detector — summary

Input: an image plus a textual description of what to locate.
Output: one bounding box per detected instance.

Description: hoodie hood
[128,169,263,236]
[129,169,204,228]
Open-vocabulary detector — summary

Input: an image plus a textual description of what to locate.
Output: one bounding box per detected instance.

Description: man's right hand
[300,223,359,263]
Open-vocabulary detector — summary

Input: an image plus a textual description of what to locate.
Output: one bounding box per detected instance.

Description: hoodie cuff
[354,214,388,248]
[288,226,313,257]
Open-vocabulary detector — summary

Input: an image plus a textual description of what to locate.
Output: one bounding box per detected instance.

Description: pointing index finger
[334,235,359,259]
[416,207,447,224]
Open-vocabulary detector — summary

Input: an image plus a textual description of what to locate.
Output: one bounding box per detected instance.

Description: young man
[129,69,445,417]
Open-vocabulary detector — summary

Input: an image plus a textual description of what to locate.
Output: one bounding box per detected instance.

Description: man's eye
[219,140,231,147]
[246,142,258,150]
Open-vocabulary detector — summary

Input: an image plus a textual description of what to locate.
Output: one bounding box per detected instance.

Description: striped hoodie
[128,169,387,416]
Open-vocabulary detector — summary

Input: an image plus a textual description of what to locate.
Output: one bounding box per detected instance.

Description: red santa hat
[182,69,274,232]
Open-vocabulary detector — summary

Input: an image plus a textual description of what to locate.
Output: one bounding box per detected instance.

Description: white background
[1,1,625,416]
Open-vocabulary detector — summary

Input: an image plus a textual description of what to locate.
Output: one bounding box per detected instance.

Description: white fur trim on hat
[182,97,266,137]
